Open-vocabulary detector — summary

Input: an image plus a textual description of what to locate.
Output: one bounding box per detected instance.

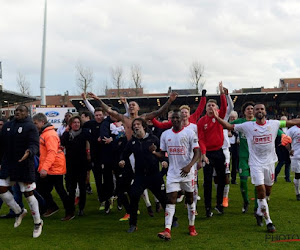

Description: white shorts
[291,159,300,173]
[250,164,275,186]
[166,179,194,193]
[0,177,36,192]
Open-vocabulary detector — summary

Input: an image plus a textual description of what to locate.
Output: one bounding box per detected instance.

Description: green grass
[0,173,299,250]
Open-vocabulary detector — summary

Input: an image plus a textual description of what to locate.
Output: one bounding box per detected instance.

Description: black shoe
[78,210,84,216]
[214,205,224,214]
[267,223,276,233]
[296,194,300,201]
[0,213,16,219]
[242,202,249,213]
[155,202,161,213]
[127,225,137,233]
[105,200,110,214]
[147,206,154,217]
[285,178,291,183]
[255,214,263,227]
[206,208,213,218]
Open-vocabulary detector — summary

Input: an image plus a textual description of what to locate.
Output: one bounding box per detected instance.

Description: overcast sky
[1,0,300,96]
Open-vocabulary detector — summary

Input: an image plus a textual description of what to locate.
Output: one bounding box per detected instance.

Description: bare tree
[76,63,94,95]
[111,66,123,96]
[16,72,30,95]
[189,61,205,93]
[131,64,142,96]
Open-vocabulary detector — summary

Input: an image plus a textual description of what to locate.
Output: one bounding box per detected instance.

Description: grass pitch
[0,173,299,250]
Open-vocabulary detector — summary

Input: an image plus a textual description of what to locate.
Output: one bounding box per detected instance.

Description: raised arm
[143,92,178,120]
[88,92,124,122]
[213,108,234,130]
[223,88,234,122]
[120,96,130,117]
[151,118,172,129]
[218,82,227,119]
[189,89,207,124]
[81,93,95,113]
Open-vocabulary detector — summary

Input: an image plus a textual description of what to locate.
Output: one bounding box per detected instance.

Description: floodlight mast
[40,0,47,105]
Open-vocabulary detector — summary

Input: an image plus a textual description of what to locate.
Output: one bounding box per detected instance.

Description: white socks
[223,184,230,198]
[187,203,196,226]
[0,191,22,214]
[142,189,151,207]
[294,178,300,195]
[26,195,41,224]
[257,198,272,225]
[165,204,176,230]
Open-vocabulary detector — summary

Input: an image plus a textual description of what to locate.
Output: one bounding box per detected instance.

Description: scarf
[69,128,82,141]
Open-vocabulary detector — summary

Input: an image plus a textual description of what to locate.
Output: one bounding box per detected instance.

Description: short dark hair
[241,101,255,114]
[94,107,103,113]
[16,104,29,112]
[131,117,148,131]
[68,115,82,127]
[172,109,181,115]
[81,111,94,119]
[32,113,48,123]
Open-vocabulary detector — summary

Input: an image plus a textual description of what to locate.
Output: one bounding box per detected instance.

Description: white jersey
[160,127,199,182]
[234,120,280,166]
[287,125,300,160]
[185,122,198,135]
[222,129,230,149]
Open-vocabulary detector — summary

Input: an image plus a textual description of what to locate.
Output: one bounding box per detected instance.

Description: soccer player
[88,91,178,140]
[157,110,200,240]
[197,82,227,217]
[213,103,300,232]
[119,118,168,233]
[0,105,43,238]
[286,124,300,200]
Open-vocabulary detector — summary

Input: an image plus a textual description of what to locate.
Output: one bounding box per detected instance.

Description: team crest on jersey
[7,128,10,131]
[168,139,171,141]
[18,127,23,133]
[204,124,208,130]
[212,118,216,123]
[267,126,271,131]
[132,141,135,144]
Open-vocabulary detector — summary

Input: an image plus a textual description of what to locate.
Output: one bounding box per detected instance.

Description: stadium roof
[70,90,300,115]
[0,86,39,108]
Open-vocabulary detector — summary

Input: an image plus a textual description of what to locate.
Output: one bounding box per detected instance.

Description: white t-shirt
[234,120,280,166]
[286,125,300,160]
[185,122,197,135]
[160,127,199,182]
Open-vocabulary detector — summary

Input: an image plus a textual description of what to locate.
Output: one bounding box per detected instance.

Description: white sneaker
[14,208,28,228]
[33,220,43,238]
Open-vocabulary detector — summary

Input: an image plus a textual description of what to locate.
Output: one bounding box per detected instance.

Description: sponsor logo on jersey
[168,146,186,155]
[18,127,23,133]
[253,134,272,144]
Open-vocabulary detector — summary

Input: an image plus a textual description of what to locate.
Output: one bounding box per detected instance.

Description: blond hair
[179,105,190,112]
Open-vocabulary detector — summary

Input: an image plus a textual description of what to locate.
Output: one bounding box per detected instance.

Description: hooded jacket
[39,124,66,175]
